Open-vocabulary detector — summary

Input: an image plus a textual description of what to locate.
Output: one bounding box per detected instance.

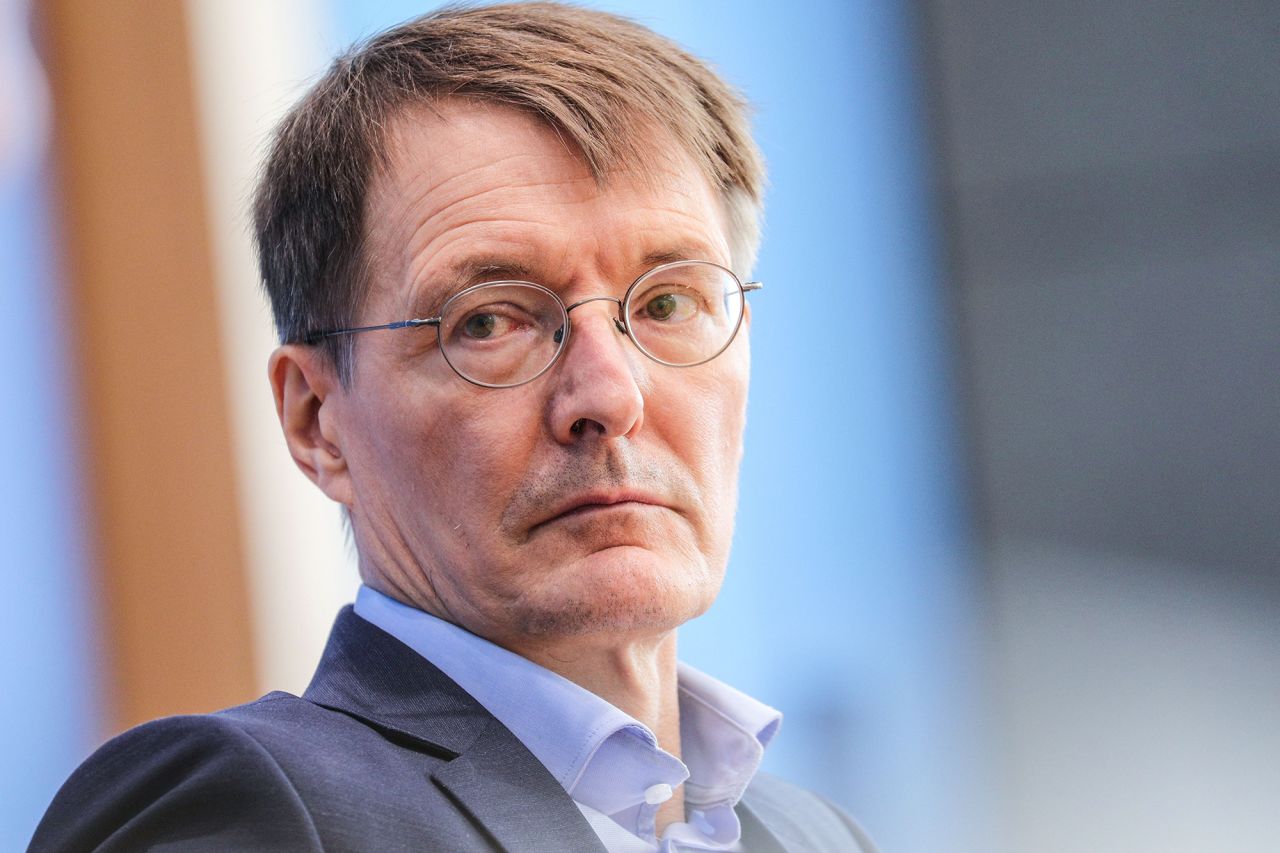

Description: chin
[507,545,722,638]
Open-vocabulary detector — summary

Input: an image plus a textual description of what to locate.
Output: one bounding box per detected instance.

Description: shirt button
[644,783,673,805]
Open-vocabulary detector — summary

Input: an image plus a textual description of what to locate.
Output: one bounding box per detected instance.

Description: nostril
[568,418,606,436]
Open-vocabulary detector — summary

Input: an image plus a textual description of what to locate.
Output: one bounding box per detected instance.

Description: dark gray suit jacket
[30,608,876,852]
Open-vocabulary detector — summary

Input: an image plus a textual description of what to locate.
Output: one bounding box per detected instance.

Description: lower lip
[551,501,661,523]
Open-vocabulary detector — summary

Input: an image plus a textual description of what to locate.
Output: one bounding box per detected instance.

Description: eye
[639,290,699,322]
[646,293,677,320]
[463,312,499,339]
[441,284,564,364]
[455,308,525,342]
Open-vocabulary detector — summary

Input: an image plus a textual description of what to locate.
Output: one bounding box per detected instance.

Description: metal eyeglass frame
[302,259,763,389]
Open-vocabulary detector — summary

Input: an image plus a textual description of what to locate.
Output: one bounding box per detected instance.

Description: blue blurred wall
[0,50,100,853]
[328,3,987,851]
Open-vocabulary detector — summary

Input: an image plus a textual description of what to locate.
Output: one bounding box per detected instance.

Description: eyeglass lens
[437,261,745,387]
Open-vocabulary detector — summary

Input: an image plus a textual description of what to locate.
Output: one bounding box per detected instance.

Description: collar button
[643,783,673,805]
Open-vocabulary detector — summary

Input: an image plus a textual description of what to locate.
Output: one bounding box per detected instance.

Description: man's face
[323,100,750,651]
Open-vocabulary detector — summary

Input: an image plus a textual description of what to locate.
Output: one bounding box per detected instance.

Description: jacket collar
[303,606,607,852]
[302,606,790,853]
[303,605,495,755]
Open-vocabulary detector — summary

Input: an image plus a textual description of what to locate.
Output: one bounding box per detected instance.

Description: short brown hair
[253,1,766,381]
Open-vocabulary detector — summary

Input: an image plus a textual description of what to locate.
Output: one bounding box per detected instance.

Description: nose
[547,297,645,444]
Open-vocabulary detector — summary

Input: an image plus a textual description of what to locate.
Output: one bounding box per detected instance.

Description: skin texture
[270,100,751,831]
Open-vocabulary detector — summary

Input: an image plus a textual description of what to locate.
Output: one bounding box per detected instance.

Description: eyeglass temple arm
[743,281,763,292]
[304,317,439,344]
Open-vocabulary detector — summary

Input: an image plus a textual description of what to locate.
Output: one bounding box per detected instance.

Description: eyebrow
[412,256,537,315]
[642,247,704,267]
[448,257,537,286]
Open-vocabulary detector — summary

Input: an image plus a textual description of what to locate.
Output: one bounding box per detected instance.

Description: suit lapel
[736,795,792,853]
[303,607,489,754]
[432,715,607,852]
[304,608,605,852]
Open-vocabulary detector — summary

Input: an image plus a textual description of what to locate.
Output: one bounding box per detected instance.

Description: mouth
[530,490,671,533]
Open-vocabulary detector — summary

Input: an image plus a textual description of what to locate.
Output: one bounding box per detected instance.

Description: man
[32,4,876,851]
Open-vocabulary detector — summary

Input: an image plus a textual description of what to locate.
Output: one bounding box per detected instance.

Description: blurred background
[3,1,1276,851]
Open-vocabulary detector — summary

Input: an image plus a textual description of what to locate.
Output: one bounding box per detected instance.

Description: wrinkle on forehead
[361,101,731,318]
[367,102,716,240]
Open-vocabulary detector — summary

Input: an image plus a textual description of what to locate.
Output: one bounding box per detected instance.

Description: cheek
[346,379,522,525]
[665,364,749,524]
[343,396,445,547]
[408,390,544,533]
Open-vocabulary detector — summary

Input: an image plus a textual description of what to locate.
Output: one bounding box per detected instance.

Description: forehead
[362,100,731,307]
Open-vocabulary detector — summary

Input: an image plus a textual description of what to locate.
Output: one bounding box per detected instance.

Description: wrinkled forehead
[361,99,730,294]
[371,98,715,213]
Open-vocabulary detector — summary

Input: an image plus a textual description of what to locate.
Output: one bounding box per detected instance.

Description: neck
[519,631,687,832]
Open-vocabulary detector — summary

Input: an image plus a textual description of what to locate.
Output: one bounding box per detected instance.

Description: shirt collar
[353,586,780,838]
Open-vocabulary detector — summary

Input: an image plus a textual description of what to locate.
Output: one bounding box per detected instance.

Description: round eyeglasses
[304,260,763,388]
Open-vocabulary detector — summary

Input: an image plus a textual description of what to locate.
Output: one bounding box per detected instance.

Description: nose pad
[553,297,629,348]
[550,321,619,346]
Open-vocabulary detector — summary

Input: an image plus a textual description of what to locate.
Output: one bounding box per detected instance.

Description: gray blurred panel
[928,0,1280,185]
[989,541,1280,853]
[921,0,1280,579]
[920,2,1280,848]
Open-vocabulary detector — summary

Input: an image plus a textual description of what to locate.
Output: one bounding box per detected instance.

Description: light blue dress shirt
[354,586,781,852]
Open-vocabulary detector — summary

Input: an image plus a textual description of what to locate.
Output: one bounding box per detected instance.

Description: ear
[269,344,353,506]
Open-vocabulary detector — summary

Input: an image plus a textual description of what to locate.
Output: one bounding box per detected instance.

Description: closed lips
[533,492,669,529]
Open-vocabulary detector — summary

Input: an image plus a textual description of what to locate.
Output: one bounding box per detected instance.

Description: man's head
[259,3,765,652]
[256,2,764,382]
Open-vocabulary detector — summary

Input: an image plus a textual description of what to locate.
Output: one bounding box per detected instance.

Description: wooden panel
[42,0,256,733]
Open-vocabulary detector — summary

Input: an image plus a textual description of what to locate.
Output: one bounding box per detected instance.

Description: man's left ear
[268,344,353,506]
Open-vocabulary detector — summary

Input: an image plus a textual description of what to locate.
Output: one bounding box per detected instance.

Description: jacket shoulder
[741,772,880,853]
[30,693,497,853]
[29,696,324,852]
